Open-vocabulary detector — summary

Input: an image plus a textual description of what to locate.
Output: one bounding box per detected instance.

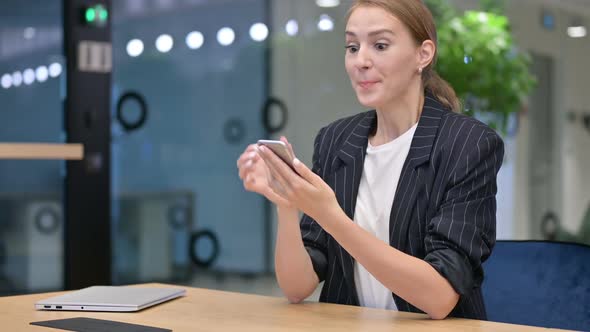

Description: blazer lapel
[332,111,376,305]
[388,95,445,250]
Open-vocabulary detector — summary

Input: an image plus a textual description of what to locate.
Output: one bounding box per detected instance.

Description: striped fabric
[300,93,505,320]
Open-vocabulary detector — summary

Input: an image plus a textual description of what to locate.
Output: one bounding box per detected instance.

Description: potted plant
[426,0,537,132]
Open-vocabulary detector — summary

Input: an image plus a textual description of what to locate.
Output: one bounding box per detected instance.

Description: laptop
[35,286,186,312]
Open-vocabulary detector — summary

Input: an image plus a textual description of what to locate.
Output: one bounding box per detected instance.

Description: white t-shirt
[353,122,418,310]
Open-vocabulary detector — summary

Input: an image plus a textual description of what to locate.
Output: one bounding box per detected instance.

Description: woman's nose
[356,47,372,69]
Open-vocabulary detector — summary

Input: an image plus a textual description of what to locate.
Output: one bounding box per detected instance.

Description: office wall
[504,0,590,236]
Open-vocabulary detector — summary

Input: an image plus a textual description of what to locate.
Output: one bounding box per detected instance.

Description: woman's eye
[375,43,388,51]
[345,45,359,53]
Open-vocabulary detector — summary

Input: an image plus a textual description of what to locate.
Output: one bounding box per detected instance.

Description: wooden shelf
[0,143,83,160]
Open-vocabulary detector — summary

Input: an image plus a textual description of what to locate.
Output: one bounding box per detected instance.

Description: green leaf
[426,0,536,133]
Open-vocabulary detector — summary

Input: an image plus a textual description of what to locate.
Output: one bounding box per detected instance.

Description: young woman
[237,0,504,320]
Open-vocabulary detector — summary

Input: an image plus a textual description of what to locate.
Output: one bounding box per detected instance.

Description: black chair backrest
[482,240,590,330]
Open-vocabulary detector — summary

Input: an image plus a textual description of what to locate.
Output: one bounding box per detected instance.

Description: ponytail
[424,69,461,113]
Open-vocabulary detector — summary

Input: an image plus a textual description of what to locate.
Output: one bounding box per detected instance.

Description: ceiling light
[36,66,49,82]
[155,34,174,53]
[186,31,204,49]
[567,25,587,38]
[1,74,12,89]
[126,39,144,57]
[318,14,334,32]
[249,23,269,42]
[316,0,340,8]
[23,68,35,85]
[286,19,299,36]
[49,63,63,77]
[217,27,235,46]
[12,71,23,87]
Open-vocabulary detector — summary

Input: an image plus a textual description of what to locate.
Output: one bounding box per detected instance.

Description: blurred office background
[0,0,588,301]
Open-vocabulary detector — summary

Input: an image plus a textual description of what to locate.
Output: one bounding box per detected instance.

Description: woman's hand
[258,138,341,224]
[237,139,293,208]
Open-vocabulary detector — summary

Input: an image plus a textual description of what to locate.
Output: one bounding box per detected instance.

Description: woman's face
[345,6,423,109]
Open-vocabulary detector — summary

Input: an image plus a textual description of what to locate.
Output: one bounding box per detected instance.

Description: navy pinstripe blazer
[300,93,504,320]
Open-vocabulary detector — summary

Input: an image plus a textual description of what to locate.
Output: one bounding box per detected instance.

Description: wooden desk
[0,283,569,331]
[0,143,83,160]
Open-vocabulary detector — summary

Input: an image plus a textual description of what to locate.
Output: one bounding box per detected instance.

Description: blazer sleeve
[300,127,329,282]
[424,131,504,296]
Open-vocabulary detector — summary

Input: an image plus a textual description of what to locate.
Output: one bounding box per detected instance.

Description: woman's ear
[417,39,436,70]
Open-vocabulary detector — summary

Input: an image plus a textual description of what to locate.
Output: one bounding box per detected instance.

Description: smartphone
[257,140,295,168]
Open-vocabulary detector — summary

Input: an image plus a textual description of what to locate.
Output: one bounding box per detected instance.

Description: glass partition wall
[0,0,65,295]
[110,0,270,285]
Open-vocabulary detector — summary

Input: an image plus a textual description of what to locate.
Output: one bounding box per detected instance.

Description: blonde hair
[347,0,461,112]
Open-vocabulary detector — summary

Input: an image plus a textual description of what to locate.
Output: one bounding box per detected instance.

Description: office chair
[482,240,590,331]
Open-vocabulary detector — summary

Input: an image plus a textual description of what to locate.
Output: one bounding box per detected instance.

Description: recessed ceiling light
[567,25,587,38]
[156,34,174,53]
[316,0,340,8]
[186,31,204,49]
[249,23,269,42]
[318,14,334,32]
[217,27,236,46]
[126,39,144,57]
[286,19,299,36]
